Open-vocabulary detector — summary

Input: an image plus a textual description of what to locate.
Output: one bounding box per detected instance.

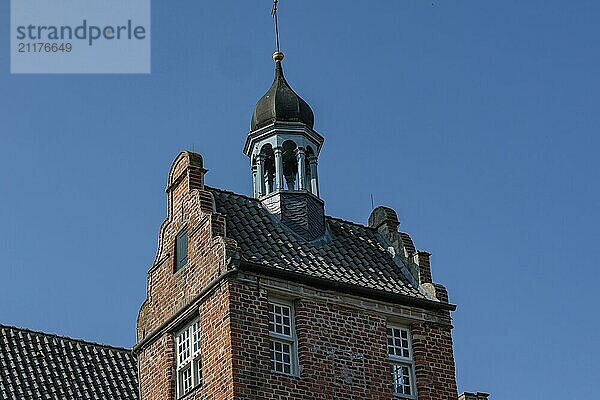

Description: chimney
[414,251,432,284]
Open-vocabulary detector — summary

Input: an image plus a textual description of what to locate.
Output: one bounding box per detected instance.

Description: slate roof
[209,188,432,301]
[0,324,138,400]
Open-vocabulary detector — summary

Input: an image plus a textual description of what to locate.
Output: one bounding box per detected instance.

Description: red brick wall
[228,277,458,400]
[196,284,234,400]
[138,283,235,400]
[138,334,175,400]
[228,279,430,400]
[411,322,459,400]
[140,275,458,400]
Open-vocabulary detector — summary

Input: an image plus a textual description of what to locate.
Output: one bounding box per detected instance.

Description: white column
[308,155,319,197]
[255,154,265,197]
[251,163,257,197]
[296,147,306,190]
[274,146,284,191]
[265,170,273,194]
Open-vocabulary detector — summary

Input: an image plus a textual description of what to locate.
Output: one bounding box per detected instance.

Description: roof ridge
[325,215,373,230]
[0,323,133,353]
[205,185,375,230]
[204,185,260,203]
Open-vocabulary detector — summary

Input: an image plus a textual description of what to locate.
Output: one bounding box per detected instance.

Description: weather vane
[271,0,284,61]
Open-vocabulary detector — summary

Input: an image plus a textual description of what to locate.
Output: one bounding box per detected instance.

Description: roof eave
[238,260,457,312]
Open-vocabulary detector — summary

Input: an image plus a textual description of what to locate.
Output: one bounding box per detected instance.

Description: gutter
[239,260,457,312]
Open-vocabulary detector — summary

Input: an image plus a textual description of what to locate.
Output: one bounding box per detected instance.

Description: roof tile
[0,325,138,400]
[209,188,430,301]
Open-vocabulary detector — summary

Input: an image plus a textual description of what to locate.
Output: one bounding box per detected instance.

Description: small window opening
[175,228,188,272]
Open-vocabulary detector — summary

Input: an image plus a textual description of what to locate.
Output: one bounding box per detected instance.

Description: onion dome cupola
[243,52,327,242]
[243,52,325,201]
[251,53,315,131]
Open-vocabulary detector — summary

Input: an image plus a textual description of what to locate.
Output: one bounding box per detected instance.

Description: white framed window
[176,319,202,397]
[268,300,297,375]
[387,325,416,398]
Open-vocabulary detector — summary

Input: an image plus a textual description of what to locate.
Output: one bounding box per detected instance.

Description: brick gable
[134,151,459,400]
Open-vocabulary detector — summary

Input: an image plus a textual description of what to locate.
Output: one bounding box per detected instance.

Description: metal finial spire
[271,0,284,62]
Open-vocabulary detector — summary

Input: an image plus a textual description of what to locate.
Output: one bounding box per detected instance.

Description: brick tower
[134,48,460,399]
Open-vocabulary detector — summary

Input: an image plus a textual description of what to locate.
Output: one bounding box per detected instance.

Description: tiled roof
[0,324,138,400]
[209,188,432,301]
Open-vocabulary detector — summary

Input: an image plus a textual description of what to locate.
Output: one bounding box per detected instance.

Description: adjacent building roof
[209,187,433,302]
[0,324,138,400]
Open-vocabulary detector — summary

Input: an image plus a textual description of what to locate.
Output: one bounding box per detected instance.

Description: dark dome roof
[251,60,314,131]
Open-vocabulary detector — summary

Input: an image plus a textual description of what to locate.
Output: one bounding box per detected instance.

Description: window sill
[178,383,202,400]
[392,394,416,400]
[270,370,299,379]
[173,262,189,276]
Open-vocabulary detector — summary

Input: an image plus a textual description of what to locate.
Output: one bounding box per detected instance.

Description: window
[387,326,416,398]
[176,320,202,397]
[175,228,188,272]
[268,300,297,375]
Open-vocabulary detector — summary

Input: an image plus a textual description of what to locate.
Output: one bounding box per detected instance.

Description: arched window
[282,140,298,190]
[260,144,275,195]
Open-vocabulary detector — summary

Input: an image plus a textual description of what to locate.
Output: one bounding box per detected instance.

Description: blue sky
[1,1,598,398]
